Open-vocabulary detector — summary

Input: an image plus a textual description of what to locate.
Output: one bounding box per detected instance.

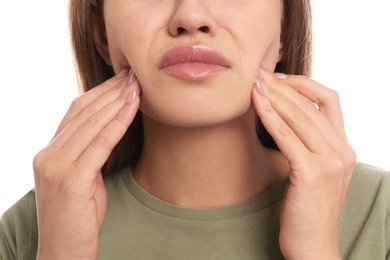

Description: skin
[99,0,283,128]
[253,69,355,258]
[34,0,356,259]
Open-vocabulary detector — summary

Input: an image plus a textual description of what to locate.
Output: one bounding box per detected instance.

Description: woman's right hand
[33,69,141,259]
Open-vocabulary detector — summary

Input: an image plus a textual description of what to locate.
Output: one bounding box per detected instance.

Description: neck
[133,109,289,208]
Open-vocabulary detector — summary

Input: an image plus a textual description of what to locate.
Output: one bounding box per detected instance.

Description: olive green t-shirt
[1,162,389,259]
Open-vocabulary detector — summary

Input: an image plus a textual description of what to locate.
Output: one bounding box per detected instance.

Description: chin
[140,98,252,128]
[137,73,254,128]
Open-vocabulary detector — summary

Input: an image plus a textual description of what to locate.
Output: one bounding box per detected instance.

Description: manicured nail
[116,68,130,78]
[274,73,288,79]
[255,69,265,96]
[128,70,137,86]
[127,90,137,104]
[260,61,267,71]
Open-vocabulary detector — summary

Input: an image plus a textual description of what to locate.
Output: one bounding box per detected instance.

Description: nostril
[199,26,209,33]
[177,27,185,35]
[174,26,210,36]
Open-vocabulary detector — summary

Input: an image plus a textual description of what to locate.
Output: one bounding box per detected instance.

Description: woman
[1,0,389,259]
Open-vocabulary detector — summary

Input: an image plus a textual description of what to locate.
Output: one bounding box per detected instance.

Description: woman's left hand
[252,67,356,259]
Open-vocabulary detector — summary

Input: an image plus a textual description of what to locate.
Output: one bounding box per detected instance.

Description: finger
[273,73,347,140]
[252,82,313,162]
[75,94,140,179]
[51,68,131,142]
[59,80,140,167]
[260,69,350,152]
[256,70,356,192]
[48,72,140,153]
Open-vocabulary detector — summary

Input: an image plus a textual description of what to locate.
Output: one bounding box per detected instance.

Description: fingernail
[128,70,137,86]
[255,69,265,96]
[274,73,288,79]
[116,68,130,78]
[260,61,267,71]
[127,90,137,104]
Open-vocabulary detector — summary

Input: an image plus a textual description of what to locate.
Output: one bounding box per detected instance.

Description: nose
[168,1,217,37]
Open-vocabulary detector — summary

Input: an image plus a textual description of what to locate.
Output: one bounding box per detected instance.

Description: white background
[0,1,389,215]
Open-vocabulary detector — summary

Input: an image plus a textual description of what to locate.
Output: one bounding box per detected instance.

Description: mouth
[159,45,230,80]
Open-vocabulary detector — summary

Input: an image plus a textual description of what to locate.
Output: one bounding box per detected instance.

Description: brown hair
[68,0,312,177]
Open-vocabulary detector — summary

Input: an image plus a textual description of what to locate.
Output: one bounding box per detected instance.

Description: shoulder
[345,162,389,213]
[339,162,390,259]
[0,189,38,260]
[348,162,390,198]
[352,162,389,182]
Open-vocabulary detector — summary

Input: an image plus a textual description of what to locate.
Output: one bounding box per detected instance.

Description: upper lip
[160,45,230,69]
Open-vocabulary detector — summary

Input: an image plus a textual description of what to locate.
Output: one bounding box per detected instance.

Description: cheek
[101,0,282,127]
[103,4,168,72]
[242,24,281,67]
[104,20,145,71]
[227,3,282,68]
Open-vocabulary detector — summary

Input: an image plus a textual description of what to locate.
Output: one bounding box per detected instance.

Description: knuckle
[329,152,354,177]
[32,150,46,173]
[117,91,128,102]
[112,112,128,127]
[278,124,294,137]
[110,81,125,96]
[332,156,346,172]
[303,101,319,113]
[324,89,340,104]
[311,155,346,181]
[260,102,274,114]
[67,97,83,114]
[33,156,64,184]
[81,117,99,129]
[345,146,357,169]
[78,104,96,118]
[113,80,125,92]
[266,80,283,96]
[91,134,112,152]
[290,107,309,122]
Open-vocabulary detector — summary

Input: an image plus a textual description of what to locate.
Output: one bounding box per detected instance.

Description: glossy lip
[159,45,230,80]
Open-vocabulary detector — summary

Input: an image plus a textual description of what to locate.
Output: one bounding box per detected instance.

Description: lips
[160,45,230,80]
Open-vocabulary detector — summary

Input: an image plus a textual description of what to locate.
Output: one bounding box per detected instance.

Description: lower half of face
[103,0,283,128]
[138,68,255,128]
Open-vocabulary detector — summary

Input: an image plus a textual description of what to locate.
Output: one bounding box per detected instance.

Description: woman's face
[100,0,283,127]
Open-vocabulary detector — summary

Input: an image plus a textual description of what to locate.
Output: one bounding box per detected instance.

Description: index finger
[51,68,131,142]
[268,73,347,140]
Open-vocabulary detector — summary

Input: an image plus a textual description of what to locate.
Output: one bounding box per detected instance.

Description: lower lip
[162,62,228,80]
